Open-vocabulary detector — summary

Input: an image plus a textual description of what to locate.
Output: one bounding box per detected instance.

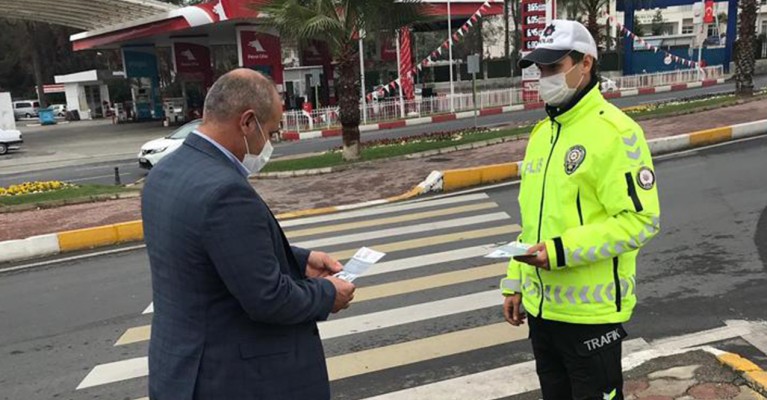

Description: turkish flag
[704,0,715,24]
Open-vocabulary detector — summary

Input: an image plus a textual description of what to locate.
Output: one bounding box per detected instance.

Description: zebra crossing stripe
[76,356,148,390]
[319,290,501,340]
[331,225,520,261]
[279,193,490,228]
[354,263,505,302]
[294,212,511,248]
[327,322,529,381]
[363,244,498,278]
[285,203,498,239]
[118,264,506,347]
[362,339,649,400]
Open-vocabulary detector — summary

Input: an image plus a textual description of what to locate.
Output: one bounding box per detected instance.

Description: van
[13,100,40,120]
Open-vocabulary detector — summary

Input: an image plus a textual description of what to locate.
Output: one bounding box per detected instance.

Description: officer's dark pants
[528,315,626,400]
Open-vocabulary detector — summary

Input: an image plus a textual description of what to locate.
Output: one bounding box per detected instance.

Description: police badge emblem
[637,166,656,190]
[564,145,586,175]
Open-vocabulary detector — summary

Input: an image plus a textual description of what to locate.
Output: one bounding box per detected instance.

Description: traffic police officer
[500,20,661,400]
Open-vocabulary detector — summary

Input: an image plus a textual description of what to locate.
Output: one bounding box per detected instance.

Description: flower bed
[333,127,492,152]
[0,181,76,197]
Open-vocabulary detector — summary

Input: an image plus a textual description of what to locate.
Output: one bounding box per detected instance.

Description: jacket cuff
[546,237,566,269]
[315,278,337,321]
[291,246,312,276]
[500,278,521,295]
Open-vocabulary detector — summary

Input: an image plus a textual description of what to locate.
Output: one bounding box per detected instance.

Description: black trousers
[528,315,626,400]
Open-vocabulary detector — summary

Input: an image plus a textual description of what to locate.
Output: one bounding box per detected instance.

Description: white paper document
[485,242,533,259]
[334,247,386,282]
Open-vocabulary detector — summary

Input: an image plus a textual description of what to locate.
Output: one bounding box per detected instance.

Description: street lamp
[447,0,455,112]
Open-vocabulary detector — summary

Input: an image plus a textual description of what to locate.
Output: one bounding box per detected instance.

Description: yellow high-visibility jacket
[500,83,661,324]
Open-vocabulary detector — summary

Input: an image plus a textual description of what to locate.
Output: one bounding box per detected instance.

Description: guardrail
[282,65,725,133]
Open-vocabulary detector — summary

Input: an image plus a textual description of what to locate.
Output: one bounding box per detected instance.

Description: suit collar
[184,132,241,172]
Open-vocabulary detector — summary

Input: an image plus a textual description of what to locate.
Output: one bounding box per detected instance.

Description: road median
[1,117,765,266]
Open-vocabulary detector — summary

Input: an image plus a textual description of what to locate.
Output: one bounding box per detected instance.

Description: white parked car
[138,119,200,169]
[50,104,67,117]
[0,127,23,155]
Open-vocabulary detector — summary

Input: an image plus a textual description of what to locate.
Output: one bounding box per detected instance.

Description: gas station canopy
[0,0,178,30]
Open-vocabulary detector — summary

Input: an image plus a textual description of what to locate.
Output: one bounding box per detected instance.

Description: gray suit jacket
[142,133,336,400]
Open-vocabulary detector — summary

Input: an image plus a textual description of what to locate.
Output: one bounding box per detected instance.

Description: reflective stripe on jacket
[501,82,661,324]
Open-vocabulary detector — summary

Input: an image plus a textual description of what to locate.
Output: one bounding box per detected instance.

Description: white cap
[520,20,598,68]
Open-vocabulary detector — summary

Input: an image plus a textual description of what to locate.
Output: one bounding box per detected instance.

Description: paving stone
[636,396,674,400]
[637,379,696,398]
[732,385,767,400]
[625,379,651,395]
[688,382,741,400]
[648,365,701,380]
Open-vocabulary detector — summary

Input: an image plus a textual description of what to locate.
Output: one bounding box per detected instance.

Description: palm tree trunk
[26,22,47,109]
[337,47,362,160]
[736,0,758,96]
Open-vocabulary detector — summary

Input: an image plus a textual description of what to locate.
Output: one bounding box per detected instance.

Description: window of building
[682,18,694,34]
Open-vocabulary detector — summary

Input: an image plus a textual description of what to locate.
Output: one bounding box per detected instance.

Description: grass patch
[263,126,530,173]
[264,92,765,173]
[0,184,136,207]
[628,93,766,119]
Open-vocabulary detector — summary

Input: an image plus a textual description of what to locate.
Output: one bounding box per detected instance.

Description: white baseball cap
[520,19,598,68]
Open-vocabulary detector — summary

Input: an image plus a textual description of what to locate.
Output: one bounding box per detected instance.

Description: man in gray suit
[142,69,356,400]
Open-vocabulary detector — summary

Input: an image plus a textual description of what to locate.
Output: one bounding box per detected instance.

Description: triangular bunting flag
[471,15,479,23]
[442,41,450,49]
[462,24,469,32]
[483,0,491,7]
[467,20,474,28]
[417,63,424,71]
[453,33,460,41]
[437,47,443,55]
[476,10,483,18]
[458,29,465,37]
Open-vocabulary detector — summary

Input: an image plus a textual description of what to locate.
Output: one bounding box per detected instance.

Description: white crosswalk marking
[74,192,765,399]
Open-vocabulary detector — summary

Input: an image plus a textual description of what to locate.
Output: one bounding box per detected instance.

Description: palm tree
[735,0,758,96]
[559,0,610,45]
[262,0,426,160]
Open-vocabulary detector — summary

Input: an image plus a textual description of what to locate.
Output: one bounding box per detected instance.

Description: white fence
[282,65,725,133]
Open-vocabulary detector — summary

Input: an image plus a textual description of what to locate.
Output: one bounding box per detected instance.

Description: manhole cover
[426,157,453,163]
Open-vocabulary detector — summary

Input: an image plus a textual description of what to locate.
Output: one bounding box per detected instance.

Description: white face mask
[539,63,584,107]
[242,117,273,174]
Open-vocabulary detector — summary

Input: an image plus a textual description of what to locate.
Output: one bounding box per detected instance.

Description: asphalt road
[1,75,765,187]
[1,133,766,399]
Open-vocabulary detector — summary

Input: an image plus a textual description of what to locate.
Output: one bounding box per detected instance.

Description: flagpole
[359,32,368,125]
[447,0,455,112]
[396,30,406,119]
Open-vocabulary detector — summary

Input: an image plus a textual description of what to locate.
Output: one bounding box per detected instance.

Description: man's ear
[582,55,594,76]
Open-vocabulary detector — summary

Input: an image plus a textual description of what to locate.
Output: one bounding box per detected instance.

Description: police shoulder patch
[564,145,586,175]
[636,167,655,190]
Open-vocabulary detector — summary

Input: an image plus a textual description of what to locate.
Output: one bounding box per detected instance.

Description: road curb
[0,115,764,266]
[427,117,767,193]
[282,79,726,141]
[717,352,767,396]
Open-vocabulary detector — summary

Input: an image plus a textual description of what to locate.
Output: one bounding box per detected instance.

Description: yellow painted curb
[689,126,733,147]
[442,162,518,192]
[717,352,767,394]
[745,371,767,393]
[114,221,144,243]
[58,225,119,252]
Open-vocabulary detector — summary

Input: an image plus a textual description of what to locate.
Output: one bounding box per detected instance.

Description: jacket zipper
[576,189,584,225]
[613,257,622,312]
[535,120,562,319]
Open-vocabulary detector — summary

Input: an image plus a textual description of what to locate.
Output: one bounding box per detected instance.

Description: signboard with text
[239,30,284,85]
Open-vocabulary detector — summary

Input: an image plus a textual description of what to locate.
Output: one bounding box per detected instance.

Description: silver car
[13,100,40,120]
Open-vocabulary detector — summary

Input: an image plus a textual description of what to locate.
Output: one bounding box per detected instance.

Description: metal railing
[282,65,725,133]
